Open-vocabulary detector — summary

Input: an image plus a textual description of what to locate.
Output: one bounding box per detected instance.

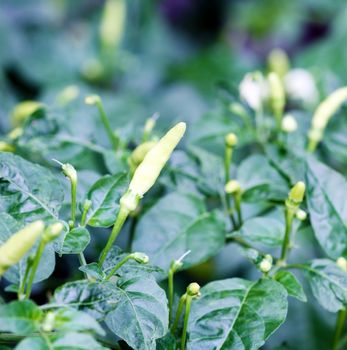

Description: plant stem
[333,308,347,350]
[105,254,133,280]
[224,146,232,184]
[25,240,46,298]
[94,99,119,150]
[80,200,91,227]
[280,208,294,262]
[171,293,187,333]
[99,206,129,266]
[233,192,243,227]
[168,269,174,321]
[18,258,33,299]
[181,294,193,350]
[69,179,77,229]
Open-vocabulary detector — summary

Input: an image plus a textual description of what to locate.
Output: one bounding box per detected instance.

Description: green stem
[168,269,174,321]
[171,294,186,333]
[105,254,133,280]
[95,99,119,150]
[222,191,237,230]
[80,200,91,227]
[333,308,347,350]
[233,192,243,227]
[224,146,232,183]
[280,208,294,262]
[18,257,33,299]
[99,206,129,266]
[181,294,193,350]
[25,240,46,298]
[307,137,318,153]
[69,180,77,229]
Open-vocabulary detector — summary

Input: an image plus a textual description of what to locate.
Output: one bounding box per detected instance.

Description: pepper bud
[85,94,101,106]
[296,209,307,221]
[286,181,305,211]
[336,257,347,272]
[187,282,200,297]
[10,101,42,127]
[42,312,56,332]
[225,180,241,194]
[128,122,186,197]
[281,114,297,133]
[131,252,149,264]
[225,133,238,148]
[0,221,45,276]
[259,254,273,273]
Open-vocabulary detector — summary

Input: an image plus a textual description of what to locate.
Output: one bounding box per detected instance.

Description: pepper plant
[1,50,347,350]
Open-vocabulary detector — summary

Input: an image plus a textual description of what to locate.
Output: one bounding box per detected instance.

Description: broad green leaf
[84,173,128,227]
[156,333,176,350]
[303,259,347,312]
[52,276,168,350]
[236,217,284,247]
[54,308,105,335]
[274,271,307,302]
[0,152,64,222]
[0,300,42,335]
[132,192,226,273]
[188,278,288,350]
[0,213,55,285]
[16,333,107,350]
[237,154,289,202]
[54,227,90,255]
[306,158,347,258]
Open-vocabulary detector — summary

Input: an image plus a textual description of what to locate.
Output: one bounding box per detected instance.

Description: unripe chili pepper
[0,221,45,276]
[128,122,186,198]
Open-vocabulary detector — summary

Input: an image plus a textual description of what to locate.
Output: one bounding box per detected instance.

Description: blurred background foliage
[1,0,347,349]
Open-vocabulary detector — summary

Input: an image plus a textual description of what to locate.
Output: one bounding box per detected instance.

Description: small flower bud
[42,312,56,332]
[281,114,298,133]
[43,222,64,242]
[259,258,272,273]
[83,199,92,212]
[131,252,149,264]
[336,257,347,272]
[56,85,79,106]
[187,282,200,297]
[85,94,101,105]
[0,221,45,276]
[229,102,247,117]
[296,209,307,221]
[225,133,238,147]
[225,180,241,194]
[287,181,306,207]
[171,259,183,272]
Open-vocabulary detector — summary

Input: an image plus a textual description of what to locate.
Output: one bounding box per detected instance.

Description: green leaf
[54,227,90,255]
[303,259,347,312]
[84,173,128,227]
[236,217,284,247]
[274,271,307,302]
[54,308,105,335]
[188,278,288,349]
[0,300,42,335]
[0,213,55,285]
[16,333,107,350]
[306,158,347,259]
[0,152,64,222]
[237,155,289,202]
[132,192,226,273]
[156,333,176,350]
[52,277,169,350]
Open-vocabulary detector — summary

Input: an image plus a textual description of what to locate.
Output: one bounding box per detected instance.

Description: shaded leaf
[306,158,347,259]
[274,271,307,302]
[132,192,226,273]
[54,227,90,255]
